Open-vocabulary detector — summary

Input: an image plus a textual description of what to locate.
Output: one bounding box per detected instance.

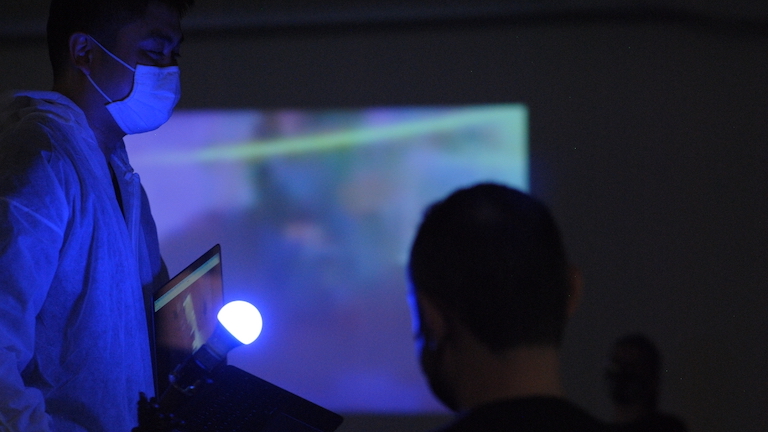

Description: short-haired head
[408,182,571,352]
[47,0,195,80]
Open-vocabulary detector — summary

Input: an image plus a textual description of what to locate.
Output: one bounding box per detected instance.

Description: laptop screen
[151,244,224,395]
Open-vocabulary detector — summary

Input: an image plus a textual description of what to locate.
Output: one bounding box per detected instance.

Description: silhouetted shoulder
[610,412,687,432]
[433,397,609,432]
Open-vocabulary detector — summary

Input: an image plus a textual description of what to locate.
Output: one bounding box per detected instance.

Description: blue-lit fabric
[0,91,167,432]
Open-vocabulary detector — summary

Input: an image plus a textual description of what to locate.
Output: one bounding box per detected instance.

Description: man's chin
[430,381,460,412]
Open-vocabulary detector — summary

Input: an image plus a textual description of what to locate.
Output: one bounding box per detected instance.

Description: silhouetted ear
[416,291,447,349]
[69,33,93,74]
[566,266,583,318]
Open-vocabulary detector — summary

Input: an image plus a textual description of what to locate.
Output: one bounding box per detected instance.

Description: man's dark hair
[408,182,570,352]
[47,0,195,80]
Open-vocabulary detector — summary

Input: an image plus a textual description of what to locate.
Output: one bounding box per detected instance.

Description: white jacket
[0,91,167,432]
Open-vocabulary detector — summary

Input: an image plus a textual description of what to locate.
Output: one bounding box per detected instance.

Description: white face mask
[85,36,181,135]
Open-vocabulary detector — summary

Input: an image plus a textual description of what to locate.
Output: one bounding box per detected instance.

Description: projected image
[127,105,528,413]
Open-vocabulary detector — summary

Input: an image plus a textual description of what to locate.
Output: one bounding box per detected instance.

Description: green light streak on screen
[153,254,220,312]
[140,105,527,167]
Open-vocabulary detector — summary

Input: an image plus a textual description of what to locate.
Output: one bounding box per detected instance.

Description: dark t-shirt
[433,397,608,432]
[610,412,687,432]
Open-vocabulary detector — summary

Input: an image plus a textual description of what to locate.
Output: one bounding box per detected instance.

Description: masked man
[407,183,607,432]
[0,1,193,430]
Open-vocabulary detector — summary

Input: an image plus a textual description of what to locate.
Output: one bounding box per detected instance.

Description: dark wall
[1,8,766,432]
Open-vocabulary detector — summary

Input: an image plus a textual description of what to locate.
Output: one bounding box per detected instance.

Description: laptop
[150,244,344,432]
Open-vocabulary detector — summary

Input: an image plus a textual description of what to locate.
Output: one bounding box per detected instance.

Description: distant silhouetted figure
[406,182,607,432]
[604,334,687,432]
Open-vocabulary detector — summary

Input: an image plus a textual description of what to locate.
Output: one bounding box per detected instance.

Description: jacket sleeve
[0,124,68,431]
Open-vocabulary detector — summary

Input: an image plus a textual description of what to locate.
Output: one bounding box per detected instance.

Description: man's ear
[69,33,93,74]
[415,291,447,349]
[566,266,584,318]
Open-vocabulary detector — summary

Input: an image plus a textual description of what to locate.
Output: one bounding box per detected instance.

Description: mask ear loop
[86,73,114,103]
[88,36,136,72]
[85,36,137,104]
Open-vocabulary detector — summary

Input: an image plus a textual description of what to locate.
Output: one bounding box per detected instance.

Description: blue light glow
[128,105,528,412]
[217,300,263,345]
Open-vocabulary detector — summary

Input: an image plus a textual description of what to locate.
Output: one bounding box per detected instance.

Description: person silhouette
[406,182,606,431]
[604,333,687,432]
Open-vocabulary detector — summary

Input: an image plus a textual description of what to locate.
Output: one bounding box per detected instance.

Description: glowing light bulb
[217,300,263,345]
[164,300,264,402]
